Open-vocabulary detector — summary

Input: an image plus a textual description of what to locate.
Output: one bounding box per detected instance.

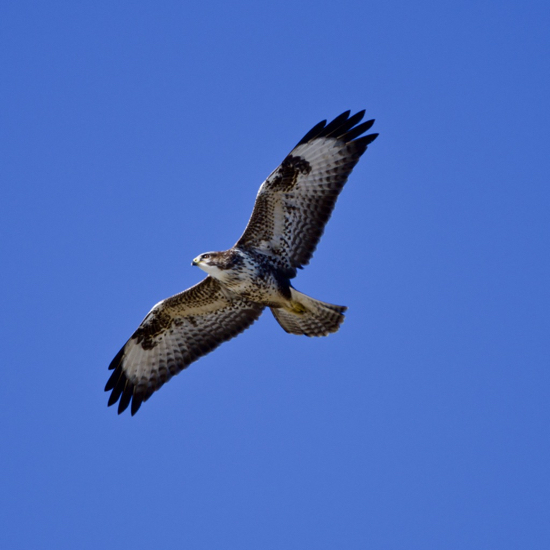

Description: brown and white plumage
[106,110,378,415]
[236,110,376,278]
[106,277,264,415]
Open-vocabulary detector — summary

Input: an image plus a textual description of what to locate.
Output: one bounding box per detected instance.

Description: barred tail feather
[270,288,347,337]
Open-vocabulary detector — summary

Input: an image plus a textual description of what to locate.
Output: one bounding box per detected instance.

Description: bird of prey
[106,110,378,415]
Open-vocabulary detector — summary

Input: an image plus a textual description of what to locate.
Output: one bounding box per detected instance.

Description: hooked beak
[191,257,200,266]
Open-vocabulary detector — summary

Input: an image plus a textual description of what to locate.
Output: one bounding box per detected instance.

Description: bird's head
[192,251,217,267]
[192,251,228,277]
[192,250,242,278]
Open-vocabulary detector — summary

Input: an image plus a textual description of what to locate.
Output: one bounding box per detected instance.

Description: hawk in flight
[106,110,378,415]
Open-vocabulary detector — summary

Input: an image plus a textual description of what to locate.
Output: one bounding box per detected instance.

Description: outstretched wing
[236,111,378,278]
[105,276,264,415]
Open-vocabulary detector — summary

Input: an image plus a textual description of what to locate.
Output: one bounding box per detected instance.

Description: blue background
[1,1,549,548]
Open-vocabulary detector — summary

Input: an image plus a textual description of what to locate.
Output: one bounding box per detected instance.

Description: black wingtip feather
[106,344,142,415]
[296,119,327,146]
[343,120,376,142]
[117,384,133,414]
[321,111,352,137]
[104,368,120,391]
[328,110,365,137]
[108,346,125,370]
[297,111,376,147]
[359,133,379,146]
[107,373,126,407]
[131,395,143,416]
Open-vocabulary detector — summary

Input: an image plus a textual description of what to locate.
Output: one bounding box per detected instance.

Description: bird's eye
[203,254,210,259]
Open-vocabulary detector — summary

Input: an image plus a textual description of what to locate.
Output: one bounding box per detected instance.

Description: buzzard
[106,110,378,415]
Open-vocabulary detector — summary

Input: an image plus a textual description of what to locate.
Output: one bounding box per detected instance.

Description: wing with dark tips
[105,276,264,415]
[236,111,378,277]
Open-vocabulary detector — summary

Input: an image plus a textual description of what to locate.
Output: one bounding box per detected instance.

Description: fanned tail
[270,288,346,337]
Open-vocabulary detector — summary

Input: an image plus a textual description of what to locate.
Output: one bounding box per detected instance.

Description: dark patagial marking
[132,310,173,350]
[270,155,312,191]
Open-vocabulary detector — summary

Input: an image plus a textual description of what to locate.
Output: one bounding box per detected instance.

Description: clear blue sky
[1,1,549,548]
